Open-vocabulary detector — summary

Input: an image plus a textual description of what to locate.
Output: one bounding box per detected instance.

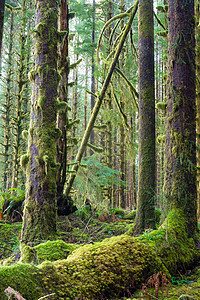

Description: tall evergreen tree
[135,0,156,233]
[21,0,59,243]
[164,0,197,237]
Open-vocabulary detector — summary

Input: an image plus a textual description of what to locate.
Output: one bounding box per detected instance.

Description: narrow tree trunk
[21,0,58,243]
[118,0,126,209]
[90,0,96,154]
[11,0,28,189]
[2,9,14,190]
[164,0,197,237]
[56,0,75,215]
[135,0,156,233]
[0,0,5,66]
[195,0,200,219]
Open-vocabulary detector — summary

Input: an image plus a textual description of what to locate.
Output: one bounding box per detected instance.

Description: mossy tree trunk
[2,8,14,190]
[11,0,28,189]
[195,0,200,219]
[0,0,5,66]
[135,0,156,233]
[164,0,198,237]
[21,0,59,243]
[56,0,73,215]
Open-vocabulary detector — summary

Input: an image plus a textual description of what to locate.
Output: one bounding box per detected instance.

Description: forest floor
[0,207,200,299]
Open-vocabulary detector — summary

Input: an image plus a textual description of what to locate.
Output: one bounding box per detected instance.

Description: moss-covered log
[0,210,199,299]
[21,0,59,243]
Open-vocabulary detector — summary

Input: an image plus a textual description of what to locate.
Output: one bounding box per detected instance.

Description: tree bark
[21,0,59,243]
[90,0,96,154]
[56,0,75,215]
[135,0,156,233]
[2,8,14,190]
[11,0,28,189]
[164,0,197,237]
[195,0,200,219]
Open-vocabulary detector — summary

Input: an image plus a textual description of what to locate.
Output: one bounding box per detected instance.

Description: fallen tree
[0,210,199,299]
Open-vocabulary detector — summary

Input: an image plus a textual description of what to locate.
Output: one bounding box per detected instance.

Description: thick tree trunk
[21,0,59,243]
[164,0,197,237]
[135,0,156,233]
[0,0,5,66]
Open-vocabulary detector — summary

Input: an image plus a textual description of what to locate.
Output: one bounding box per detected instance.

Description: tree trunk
[2,8,14,190]
[135,0,156,233]
[21,0,59,243]
[164,0,197,237]
[90,0,96,154]
[11,0,28,189]
[0,0,5,66]
[196,0,200,219]
[56,0,75,215]
[118,0,126,209]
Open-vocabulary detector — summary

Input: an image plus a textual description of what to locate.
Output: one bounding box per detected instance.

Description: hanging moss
[20,154,29,170]
[28,70,35,82]
[56,100,67,112]
[22,130,28,139]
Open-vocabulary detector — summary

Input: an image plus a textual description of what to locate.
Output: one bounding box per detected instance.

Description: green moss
[0,264,44,300]
[22,130,28,139]
[28,70,35,82]
[56,100,67,113]
[20,244,38,264]
[20,154,29,170]
[156,102,167,111]
[38,96,46,109]
[35,240,79,264]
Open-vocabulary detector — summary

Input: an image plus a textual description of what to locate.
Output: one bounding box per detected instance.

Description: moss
[157,135,166,143]
[56,100,67,113]
[35,240,79,264]
[0,264,44,300]
[137,209,199,274]
[156,102,167,111]
[20,244,38,264]
[38,96,46,109]
[22,130,28,139]
[28,70,35,82]
[20,154,29,170]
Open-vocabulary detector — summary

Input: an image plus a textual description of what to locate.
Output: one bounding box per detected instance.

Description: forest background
[0,0,200,298]
[0,0,171,222]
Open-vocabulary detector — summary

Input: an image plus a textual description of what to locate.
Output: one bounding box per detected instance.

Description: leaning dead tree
[65,0,139,198]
